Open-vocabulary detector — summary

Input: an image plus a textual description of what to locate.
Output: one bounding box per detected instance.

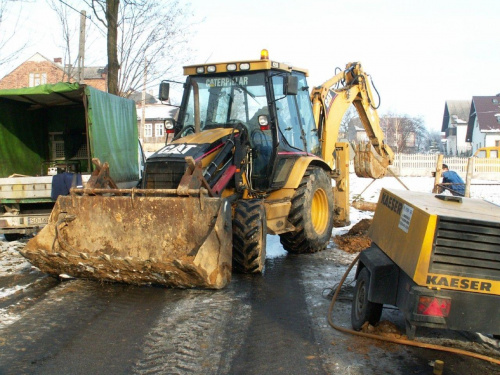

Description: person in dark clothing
[439,164,465,196]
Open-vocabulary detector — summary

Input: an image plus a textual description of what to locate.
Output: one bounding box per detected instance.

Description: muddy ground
[1,230,499,375]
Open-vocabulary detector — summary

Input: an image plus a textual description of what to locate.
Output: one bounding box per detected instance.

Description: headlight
[258,115,269,131]
[207,65,216,73]
[227,63,237,71]
[240,63,250,70]
[196,66,205,74]
[164,119,175,133]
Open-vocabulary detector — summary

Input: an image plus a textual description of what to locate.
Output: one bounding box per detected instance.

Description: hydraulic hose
[327,254,500,366]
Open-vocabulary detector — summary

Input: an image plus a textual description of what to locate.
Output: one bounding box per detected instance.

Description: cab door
[266,73,321,190]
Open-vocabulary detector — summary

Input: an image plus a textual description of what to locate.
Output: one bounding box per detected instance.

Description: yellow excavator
[22,50,393,288]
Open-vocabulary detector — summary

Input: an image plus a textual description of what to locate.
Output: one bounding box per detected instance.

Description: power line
[56,0,107,36]
[57,0,90,19]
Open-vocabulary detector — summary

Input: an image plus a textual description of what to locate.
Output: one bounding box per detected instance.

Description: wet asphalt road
[0,241,499,375]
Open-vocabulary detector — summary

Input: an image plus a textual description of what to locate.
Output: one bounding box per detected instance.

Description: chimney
[54,57,62,64]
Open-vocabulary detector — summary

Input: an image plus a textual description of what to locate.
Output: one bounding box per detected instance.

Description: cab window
[272,75,305,151]
[293,72,320,155]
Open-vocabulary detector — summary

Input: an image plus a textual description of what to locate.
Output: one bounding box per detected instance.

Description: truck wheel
[232,199,267,273]
[280,167,334,253]
[351,267,383,330]
[3,233,23,242]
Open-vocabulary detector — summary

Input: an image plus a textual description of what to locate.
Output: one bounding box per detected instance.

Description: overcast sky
[1,0,499,132]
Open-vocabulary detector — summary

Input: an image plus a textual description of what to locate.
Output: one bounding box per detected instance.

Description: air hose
[327,253,500,366]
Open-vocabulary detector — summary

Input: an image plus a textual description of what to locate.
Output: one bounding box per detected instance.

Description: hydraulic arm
[310,62,394,179]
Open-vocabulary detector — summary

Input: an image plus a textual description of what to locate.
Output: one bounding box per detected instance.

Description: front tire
[351,267,383,330]
[232,199,267,273]
[280,167,334,253]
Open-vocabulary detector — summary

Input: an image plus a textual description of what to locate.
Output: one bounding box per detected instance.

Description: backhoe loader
[22,50,393,289]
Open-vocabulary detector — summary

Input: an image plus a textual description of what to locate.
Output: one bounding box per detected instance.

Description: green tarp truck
[0,82,143,241]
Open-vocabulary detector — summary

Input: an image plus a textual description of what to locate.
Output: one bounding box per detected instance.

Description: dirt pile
[360,320,407,340]
[333,219,372,253]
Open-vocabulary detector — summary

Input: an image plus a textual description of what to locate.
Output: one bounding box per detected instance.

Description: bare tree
[83,0,193,96]
[412,116,427,152]
[426,130,445,153]
[381,113,426,154]
[81,0,120,94]
[0,0,28,68]
[47,0,77,81]
[340,105,356,139]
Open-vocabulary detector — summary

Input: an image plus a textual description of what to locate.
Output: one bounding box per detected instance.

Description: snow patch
[0,241,31,274]
[0,308,22,329]
[265,235,287,259]
[0,284,25,298]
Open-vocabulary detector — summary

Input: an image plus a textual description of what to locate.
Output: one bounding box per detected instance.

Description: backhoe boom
[311,62,394,178]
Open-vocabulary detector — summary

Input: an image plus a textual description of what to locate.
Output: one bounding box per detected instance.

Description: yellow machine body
[355,188,499,337]
[370,188,500,295]
[23,54,393,288]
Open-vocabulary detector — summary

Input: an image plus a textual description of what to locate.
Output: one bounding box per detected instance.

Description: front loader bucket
[354,142,390,179]
[21,189,232,289]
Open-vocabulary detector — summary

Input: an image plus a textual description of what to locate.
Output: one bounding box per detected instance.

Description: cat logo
[158,144,198,155]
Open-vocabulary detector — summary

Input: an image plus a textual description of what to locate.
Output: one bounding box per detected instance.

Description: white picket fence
[350,153,500,180]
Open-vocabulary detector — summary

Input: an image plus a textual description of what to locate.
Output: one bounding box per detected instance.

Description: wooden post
[77,10,86,84]
[141,57,147,141]
[464,157,474,198]
[398,152,402,176]
[432,154,444,193]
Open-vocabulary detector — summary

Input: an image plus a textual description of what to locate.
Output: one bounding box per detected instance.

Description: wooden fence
[350,153,500,179]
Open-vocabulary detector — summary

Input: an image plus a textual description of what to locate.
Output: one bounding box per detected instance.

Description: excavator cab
[152,65,320,192]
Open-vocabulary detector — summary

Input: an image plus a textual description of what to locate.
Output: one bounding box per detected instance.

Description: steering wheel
[228,119,251,133]
[181,125,195,136]
[228,119,245,125]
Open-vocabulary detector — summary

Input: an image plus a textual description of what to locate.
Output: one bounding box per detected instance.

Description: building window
[155,123,164,137]
[144,123,152,137]
[29,72,47,87]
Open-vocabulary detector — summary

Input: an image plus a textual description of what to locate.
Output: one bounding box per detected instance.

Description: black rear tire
[232,199,267,273]
[280,167,334,253]
[3,233,24,242]
[351,267,383,330]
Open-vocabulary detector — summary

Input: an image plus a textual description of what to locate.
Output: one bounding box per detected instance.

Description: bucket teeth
[21,192,233,289]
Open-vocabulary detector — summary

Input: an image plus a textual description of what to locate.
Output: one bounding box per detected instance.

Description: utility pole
[77,10,86,83]
[141,57,147,140]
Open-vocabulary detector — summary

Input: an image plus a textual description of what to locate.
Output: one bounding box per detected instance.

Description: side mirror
[159,82,170,101]
[283,75,298,96]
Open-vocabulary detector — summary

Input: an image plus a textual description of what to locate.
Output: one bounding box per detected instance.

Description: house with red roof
[0,53,107,91]
[465,95,500,154]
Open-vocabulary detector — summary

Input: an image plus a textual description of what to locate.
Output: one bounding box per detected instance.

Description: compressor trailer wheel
[351,267,383,330]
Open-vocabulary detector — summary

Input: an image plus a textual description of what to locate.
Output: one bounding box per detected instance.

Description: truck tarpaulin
[0,82,139,183]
